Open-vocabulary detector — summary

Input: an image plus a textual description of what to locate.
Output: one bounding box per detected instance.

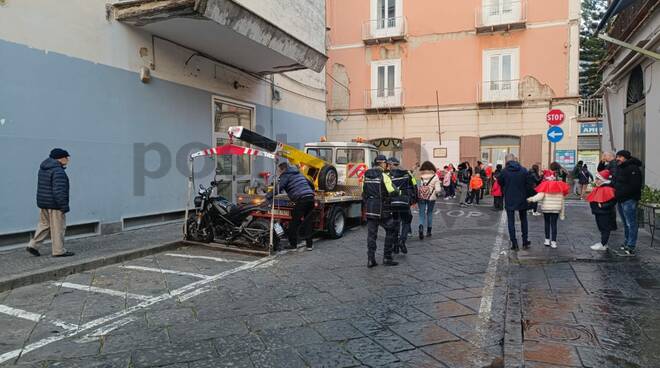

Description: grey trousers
[28,209,67,256]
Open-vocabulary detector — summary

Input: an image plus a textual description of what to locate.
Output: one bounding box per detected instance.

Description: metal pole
[184,158,194,238]
[269,159,277,255]
[436,90,442,145]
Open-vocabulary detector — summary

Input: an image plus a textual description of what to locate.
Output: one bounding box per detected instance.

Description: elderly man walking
[497,154,532,250]
[27,148,75,257]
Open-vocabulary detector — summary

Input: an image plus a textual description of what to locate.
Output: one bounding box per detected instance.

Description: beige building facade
[326,0,581,170]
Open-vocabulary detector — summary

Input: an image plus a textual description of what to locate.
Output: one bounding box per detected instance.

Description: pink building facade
[326,0,581,169]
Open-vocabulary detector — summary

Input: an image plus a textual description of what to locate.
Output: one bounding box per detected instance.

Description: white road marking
[119,265,211,280]
[164,253,250,264]
[55,282,151,301]
[177,286,212,302]
[474,211,507,349]
[0,304,78,331]
[0,255,276,364]
[75,317,135,343]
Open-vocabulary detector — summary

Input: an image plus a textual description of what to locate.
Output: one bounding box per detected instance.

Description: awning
[595,0,643,34]
[110,0,327,73]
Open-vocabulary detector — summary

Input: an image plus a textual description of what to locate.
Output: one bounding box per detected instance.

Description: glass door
[212,99,254,202]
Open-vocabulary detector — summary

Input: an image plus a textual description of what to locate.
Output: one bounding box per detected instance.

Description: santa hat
[542,169,556,181]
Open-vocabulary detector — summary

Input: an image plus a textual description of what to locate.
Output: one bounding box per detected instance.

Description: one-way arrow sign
[547,126,564,143]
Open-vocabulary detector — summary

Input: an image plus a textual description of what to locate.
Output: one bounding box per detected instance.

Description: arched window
[626,65,645,107]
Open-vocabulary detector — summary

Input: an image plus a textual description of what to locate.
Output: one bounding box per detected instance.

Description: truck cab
[304,142,379,186]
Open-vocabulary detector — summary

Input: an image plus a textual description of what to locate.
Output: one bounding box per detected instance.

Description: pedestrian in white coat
[527,169,570,248]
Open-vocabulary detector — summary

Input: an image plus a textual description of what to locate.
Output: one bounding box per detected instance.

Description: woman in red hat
[526,168,570,248]
[587,170,617,251]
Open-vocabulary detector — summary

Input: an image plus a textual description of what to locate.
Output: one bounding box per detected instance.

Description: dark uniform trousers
[367,216,396,260]
[288,196,315,247]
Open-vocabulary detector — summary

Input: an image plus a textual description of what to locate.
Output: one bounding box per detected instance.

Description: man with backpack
[387,157,417,254]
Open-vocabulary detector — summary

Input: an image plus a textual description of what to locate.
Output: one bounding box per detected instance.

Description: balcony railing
[475,0,527,33]
[578,98,603,119]
[364,88,404,110]
[362,17,407,44]
[478,79,521,103]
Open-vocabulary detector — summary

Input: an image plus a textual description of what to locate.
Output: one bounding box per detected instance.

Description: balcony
[362,17,407,45]
[478,79,522,104]
[109,0,327,73]
[578,98,603,120]
[364,88,404,111]
[475,0,527,34]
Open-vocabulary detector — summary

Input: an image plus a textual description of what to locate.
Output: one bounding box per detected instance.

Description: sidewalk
[504,201,660,367]
[0,223,182,292]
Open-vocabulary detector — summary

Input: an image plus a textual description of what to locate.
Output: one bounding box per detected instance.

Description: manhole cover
[524,321,600,347]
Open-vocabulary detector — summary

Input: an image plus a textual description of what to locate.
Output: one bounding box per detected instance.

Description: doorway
[480,136,520,166]
[212,97,255,202]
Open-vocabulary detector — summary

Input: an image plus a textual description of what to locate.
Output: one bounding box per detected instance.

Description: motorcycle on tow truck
[183,144,284,251]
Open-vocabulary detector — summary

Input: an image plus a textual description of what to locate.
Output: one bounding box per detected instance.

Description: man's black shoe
[400,242,408,254]
[367,258,378,268]
[419,225,424,240]
[26,247,40,257]
[53,251,75,258]
[522,240,531,249]
[510,242,519,251]
[383,259,399,266]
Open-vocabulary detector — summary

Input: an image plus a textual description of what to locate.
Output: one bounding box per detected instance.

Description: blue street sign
[547,126,564,143]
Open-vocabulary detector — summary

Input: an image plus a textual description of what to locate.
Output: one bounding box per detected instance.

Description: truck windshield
[307,148,333,163]
[336,149,365,164]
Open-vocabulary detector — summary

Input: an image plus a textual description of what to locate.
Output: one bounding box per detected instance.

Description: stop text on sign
[546,109,565,125]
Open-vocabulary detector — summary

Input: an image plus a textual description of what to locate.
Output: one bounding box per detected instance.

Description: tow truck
[228,126,379,239]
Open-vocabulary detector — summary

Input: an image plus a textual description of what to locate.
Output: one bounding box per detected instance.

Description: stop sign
[546,109,565,125]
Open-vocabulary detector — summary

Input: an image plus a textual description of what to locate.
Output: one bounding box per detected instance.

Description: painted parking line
[54,282,151,301]
[0,255,276,364]
[119,265,212,280]
[163,253,251,264]
[0,304,78,331]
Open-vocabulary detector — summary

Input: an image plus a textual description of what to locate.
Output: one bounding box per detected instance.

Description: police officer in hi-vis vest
[363,155,400,268]
[387,157,417,254]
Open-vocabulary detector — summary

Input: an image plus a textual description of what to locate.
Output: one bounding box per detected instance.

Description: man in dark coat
[269,162,316,251]
[27,148,75,257]
[497,154,531,250]
[613,150,643,256]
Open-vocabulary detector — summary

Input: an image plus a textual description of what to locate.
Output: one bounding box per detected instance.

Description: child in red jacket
[587,170,617,251]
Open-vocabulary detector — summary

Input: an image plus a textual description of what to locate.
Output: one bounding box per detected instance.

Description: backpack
[417,176,436,200]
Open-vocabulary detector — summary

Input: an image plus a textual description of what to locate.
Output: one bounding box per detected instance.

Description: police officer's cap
[374,154,387,163]
[387,157,399,165]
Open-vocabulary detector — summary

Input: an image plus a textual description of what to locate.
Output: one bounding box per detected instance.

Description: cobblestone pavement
[0,201,508,368]
[507,200,660,368]
[1,199,658,367]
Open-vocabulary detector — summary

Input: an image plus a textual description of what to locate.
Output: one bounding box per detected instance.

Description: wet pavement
[507,200,660,367]
[0,198,658,367]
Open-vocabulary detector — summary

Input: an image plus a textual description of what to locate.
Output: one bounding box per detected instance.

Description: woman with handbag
[417,161,442,239]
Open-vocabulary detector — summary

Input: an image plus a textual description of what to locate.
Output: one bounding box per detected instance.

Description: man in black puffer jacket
[27,148,75,257]
[269,162,316,251]
[613,150,643,256]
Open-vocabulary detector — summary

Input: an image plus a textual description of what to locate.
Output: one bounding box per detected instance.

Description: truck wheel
[318,165,338,192]
[326,207,346,239]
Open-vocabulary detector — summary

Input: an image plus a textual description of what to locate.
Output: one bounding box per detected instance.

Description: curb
[0,241,182,293]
